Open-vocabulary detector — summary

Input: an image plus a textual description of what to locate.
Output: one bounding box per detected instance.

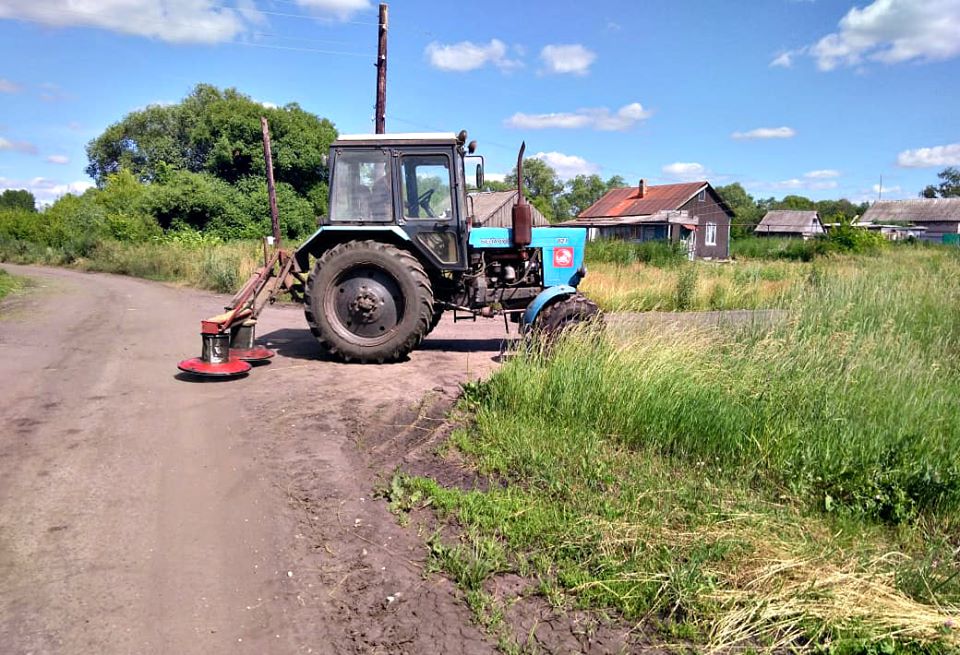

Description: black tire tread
[535,293,602,335]
[303,240,433,363]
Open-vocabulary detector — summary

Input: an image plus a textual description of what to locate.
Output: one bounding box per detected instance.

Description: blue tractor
[178,129,599,376]
[293,130,599,363]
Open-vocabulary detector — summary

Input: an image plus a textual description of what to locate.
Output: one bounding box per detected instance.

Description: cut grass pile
[0,266,26,301]
[391,246,960,653]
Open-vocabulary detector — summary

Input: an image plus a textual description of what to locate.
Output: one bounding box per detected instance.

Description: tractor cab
[321,132,480,271]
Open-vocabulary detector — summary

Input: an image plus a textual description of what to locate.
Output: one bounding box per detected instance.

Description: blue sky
[1,0,958,206]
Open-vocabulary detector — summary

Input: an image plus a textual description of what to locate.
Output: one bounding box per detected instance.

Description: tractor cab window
[330,150,393,223]
[400,155,452,220]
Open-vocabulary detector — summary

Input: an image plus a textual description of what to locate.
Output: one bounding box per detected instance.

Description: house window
[705,222,717,246]
[698,190,706,202]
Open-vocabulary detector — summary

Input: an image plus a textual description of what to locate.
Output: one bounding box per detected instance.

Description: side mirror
[475,163,484,190]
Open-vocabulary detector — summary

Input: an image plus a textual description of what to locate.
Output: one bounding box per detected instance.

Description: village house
[562,180,733,259]
[860,198,960,244]
[755,210,825,239]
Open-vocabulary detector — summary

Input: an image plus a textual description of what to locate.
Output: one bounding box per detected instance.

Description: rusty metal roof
[577,181,708,219]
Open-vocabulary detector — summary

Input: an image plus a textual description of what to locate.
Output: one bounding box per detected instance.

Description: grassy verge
[0,236,263,293]
[0,266,27,301]
[389,247,960,653]
[581,243,939,313]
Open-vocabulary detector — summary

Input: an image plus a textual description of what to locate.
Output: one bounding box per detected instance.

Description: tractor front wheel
[533,293,601,337]
[304,241,434,363]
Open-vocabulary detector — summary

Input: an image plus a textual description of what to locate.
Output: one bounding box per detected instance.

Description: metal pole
[375,3,388,134]
[260,116,281,247]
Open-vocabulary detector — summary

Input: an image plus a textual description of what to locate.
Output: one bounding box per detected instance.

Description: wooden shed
[755,210,824,239]
[468,191,549,228]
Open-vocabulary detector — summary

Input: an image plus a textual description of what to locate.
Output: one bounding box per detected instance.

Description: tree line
[2,81,958,244]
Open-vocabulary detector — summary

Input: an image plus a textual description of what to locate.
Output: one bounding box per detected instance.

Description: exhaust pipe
[511,141,532,247]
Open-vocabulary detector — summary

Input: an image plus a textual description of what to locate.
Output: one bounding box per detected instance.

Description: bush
[142,169,247,235]
[233,176,317,240]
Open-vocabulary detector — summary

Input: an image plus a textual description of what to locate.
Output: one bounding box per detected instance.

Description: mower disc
[177,356,252,378]
[230,346,276,362]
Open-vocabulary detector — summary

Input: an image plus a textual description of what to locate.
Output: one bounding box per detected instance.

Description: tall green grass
[586,238,687,267]
[398,247,960,652]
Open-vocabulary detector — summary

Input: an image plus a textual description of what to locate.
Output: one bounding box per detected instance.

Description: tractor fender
[295,225,411,271]
[522,285,577,329]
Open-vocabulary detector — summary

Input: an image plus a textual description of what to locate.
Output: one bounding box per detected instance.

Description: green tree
[0,189,37,212]
[715,182,763,238]
[505,158,564,222]
[480,179,513,192]
[86,84,337,210]
[921,167,960,198]
[776,194,815,211]
[563,174,608,218]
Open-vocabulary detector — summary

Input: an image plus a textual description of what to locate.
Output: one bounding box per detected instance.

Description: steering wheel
[417,188,436,218]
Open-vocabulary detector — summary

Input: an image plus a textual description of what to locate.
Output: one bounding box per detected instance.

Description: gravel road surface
[0,264,510,655]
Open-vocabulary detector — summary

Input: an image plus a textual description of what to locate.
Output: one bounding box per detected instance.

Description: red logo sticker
[553,247,574,268]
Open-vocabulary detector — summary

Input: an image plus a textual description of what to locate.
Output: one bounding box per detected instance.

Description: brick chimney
[638,178,647,198]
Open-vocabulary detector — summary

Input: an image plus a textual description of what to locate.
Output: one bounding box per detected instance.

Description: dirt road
[0,265,509,655]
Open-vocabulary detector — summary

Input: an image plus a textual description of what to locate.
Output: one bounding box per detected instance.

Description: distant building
[860,199,960,243]
[850,221,927,241]
[468,190,549,228]
[755,210,825,239]
[562,180,733,259]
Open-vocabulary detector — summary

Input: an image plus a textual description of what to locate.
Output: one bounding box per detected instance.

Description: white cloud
[0,78,21,93]
[485,173,507,183]
[425,39,520,72]
[533,151,599,180]
[0,0,249,44]
[540,44,597,75]
[804,169,840,179]
[731,126,796,140]
[46,154,69,165]
[662,162,708,182]
[505,102,651,131]
[897,143,960,168]
[0,136,37,155]
[0,176,94,205]
[873,183,902,194]
[758,178,839,191]
[770,50,798,68]
[796,0,960,71]
[294,0,370,20]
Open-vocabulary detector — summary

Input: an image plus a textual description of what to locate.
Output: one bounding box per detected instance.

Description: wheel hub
[350,288,383,323]
[330,267,402,340]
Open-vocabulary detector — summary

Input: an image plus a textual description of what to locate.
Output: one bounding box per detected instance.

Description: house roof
[756,210,822,233]
[861,198,960,223]
[578,181,711,219]
[469,190,517,220]
[468,190,549,227]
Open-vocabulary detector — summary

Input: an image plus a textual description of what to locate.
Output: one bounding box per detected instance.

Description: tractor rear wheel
[304,240,434,363]
[534,293,601,337]
[426,306,445,335]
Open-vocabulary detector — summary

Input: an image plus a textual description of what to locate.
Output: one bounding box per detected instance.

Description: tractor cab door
[394,150,468,270]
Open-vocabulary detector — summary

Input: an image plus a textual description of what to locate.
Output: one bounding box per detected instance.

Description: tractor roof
[334,132,459,146]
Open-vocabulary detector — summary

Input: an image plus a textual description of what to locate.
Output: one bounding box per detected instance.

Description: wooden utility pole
[260,116,281,247]
[375,3,388,133]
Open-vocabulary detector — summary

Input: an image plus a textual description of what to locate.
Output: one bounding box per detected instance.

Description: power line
[233,41,368,57]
